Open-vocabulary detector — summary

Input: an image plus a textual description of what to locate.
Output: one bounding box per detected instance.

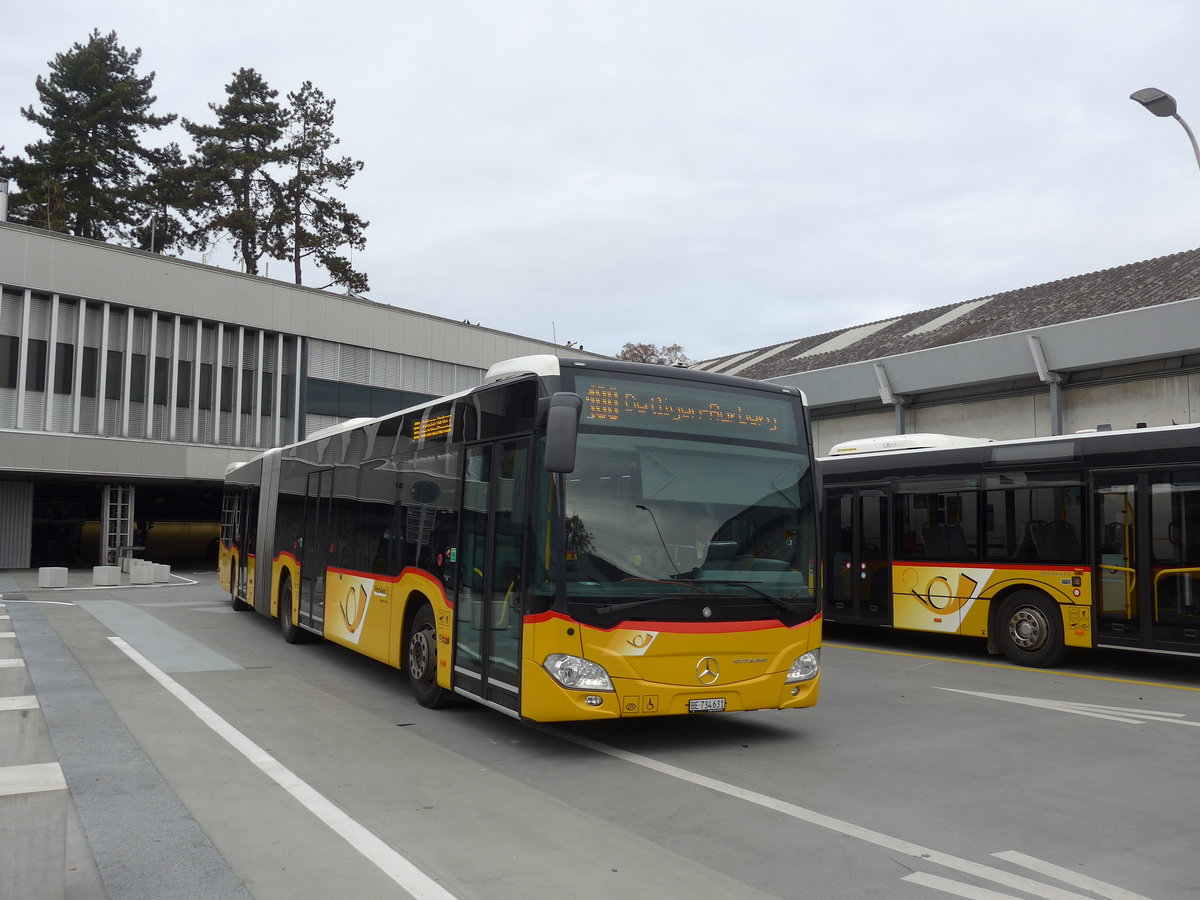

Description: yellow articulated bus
[819,426,1200,667]
[219,355,821,721]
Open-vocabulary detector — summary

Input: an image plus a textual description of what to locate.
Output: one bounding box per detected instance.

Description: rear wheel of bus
[406,603,452,708]
[996,590,1068,667]
[279,578,307,644]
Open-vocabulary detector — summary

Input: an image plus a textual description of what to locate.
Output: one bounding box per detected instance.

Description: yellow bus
[219,355,821,721]
[819,427,1200,666]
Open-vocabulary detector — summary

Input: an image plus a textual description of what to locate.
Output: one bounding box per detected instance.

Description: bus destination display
[577,375,797,443]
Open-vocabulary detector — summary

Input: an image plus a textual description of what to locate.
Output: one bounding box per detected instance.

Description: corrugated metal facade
[0,481,33,568]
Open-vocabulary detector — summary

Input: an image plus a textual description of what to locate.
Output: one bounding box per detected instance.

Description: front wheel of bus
[996,591,1068,667]
[406,604,452,708]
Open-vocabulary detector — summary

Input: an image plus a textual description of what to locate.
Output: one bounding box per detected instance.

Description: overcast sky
[5,2,1200,362]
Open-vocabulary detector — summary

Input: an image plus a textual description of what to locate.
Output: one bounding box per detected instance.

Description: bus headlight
[785,649,820,683]
[543,654,615,691]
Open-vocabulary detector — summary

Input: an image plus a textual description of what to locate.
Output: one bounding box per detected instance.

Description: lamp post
[1130,87,1200,174]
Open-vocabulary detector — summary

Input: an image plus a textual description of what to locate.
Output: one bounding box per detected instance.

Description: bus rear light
[543,654,615,691]
[786,650,820,684]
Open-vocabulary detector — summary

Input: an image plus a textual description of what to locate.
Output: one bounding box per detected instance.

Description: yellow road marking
[823,640,1200,692]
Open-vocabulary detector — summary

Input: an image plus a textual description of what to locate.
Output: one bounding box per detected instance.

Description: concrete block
[92,566,120,586]
[0,698,43,765]
[37,567,68,588]
[0,763,68,900]
[129,564,153,585]
[151,563,170,583]
[0,660,31,699]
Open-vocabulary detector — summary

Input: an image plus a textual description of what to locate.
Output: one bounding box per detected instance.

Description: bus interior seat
[1050,520,1080,559]
[1102,522,1125,555]
[923,523,969,559]
[1031,520,1080,561]
[920,524,944,557]
[1015,521,1042,561]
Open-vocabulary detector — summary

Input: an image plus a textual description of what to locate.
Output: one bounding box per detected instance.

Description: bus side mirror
[545,392,582,473]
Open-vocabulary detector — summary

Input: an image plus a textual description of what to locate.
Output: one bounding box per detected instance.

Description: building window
[154,357,170,405]
[130,353,147,403]
[176,360,192,408]
[220,365,234,412]
[304,377,434,419]
[53,343,74,394]
[24,339,47,391]
[105,349,122,401]
[241,367,256,414]
[0,335,16,389]
[81,347,99,397]
[199,363,213,410]
[261,371,274,416]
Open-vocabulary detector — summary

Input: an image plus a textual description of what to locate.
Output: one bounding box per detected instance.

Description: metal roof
[695,246,1200,384]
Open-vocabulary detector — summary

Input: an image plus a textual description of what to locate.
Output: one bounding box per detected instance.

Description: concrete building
[0,222,605,569]
[695,247,1200,455]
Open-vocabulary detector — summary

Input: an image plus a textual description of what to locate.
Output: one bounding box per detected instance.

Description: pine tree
[183,68,289,275]
[0,30,175,241]
[267,81,369,294]
[133,141,190,253]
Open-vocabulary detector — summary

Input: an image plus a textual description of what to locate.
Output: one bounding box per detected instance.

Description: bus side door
[1095,470,1200,654]
[299,468,334,632]
[826,487,891,623]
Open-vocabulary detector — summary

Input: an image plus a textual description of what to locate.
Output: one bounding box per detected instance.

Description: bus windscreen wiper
[592,580,800,617]
[669,578,802,615]
[591,595,690,616]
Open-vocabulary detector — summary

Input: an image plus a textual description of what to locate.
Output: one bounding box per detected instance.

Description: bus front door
[826,487,891,623]
[1095,471,1200,654]
[299,468,334,632]
[455,440,530,715]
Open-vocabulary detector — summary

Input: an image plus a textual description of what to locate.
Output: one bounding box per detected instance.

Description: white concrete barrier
[129,564,153,585]
[92,566,120,586]
[0,763,68,900]
[36,568,68,589]
[0,697,41,765]
[151,564,170,583]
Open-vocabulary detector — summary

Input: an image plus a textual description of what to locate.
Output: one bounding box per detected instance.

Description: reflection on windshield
[562,432,815,603]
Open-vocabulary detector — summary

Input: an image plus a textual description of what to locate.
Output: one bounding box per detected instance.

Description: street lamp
[1130,87,1200,174]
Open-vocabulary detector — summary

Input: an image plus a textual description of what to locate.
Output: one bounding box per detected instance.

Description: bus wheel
[406,604,451,708]
[279,580,305,644]
[996,591,1068,667]
[231,578,250,612]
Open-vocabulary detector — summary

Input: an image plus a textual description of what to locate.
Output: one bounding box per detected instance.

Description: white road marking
[904,871,1024,899]
[108,637,457,900]
[553,729,1151,900]
[939,688,1198,726]
[993,851,1153,900]
[0,696,38,711]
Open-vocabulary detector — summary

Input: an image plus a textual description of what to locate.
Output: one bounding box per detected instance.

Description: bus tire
[406,604,452,708]
[279,579,305,644]
[231,571,250,612]
[996,591,1069,667]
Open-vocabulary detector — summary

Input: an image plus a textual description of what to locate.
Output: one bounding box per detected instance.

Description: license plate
[688,698,726,712]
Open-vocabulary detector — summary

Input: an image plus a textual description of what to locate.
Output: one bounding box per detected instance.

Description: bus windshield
[558,428,816,623]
